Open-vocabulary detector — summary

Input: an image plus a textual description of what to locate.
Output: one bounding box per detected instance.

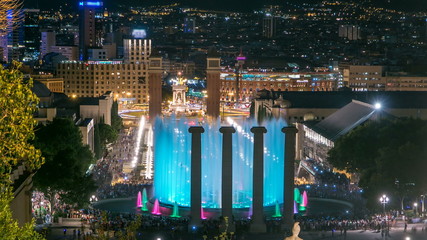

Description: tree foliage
[33,118,97,208]
[111,100,122,132]
[0,63,44,239]
[0,63,43,182]
[328,118,427,209]
[94,123,102,159]
[98,123,118,144]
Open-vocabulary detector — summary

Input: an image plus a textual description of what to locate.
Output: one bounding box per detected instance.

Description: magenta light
[136,191,142,208]
[302,191,308,207]
[248,203,253,219]
[201,207,207,219]
[151,199,161,215]
[236,56,246,61]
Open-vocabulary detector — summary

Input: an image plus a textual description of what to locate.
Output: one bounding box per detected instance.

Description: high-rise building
[40,31,56,58]
[2,9,25,62]
[123,38,151,64]
[338,25,361,41]
[184,17,196,33]
[78,1,103,60]
[262,16,276,38]
[23,9,40,62]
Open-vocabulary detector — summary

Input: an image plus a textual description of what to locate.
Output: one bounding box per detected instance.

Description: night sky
[23,0,427,12]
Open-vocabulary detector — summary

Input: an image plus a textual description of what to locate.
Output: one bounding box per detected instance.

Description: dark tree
[98,123,118,144]
[33,118,97,209]
[94,123,102,159]
[111,100,123,132]
[328,118,427,209]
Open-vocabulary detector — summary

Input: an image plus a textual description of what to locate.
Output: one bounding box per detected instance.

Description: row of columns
[188,125,298,232]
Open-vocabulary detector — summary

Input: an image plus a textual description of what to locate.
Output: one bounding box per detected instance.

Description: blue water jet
[153,117,287,208]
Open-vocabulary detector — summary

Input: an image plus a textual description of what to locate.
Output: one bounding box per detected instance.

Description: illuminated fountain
[141,188,148,211]
[293,201,298,214]
[201,207,207,220]
[272,201,282,217]
[294,188,301,205]
[170,202,181,218]
[299,191,308,212]
[152,199,161,215]
[153,117,287,208]
[169,73,188,113]
[136,191,142,208]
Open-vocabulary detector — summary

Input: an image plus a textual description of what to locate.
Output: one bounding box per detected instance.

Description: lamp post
[89,195,98,215]
[421,195,425,217]
[414,202,418,217]
[380,194,389,234]
[380,194,389,214]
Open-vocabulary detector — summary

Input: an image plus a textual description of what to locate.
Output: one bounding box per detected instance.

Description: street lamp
[380,194,389,214]
[380,194,390,236]
[414,202,418,216]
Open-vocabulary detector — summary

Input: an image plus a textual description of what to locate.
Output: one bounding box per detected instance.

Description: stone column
[188,126,204,230]
[250,127,267,233]
[282,126,298,229]
[219,126,235,231]
[148,56,163,120]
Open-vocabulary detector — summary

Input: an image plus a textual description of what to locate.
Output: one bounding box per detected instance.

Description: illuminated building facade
[343,65,385,91]
[56,60,149,104]
[57,37,151,104]
[385,75,427,91]
[124,38,151,64]
[220,71,338,103]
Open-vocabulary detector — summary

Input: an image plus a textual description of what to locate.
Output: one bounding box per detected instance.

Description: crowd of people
[97,183,151,200]
[91,126,153,201]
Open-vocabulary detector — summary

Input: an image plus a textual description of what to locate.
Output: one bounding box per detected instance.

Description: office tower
[262,15,276,38]
[338,25,361,40]
[23,9,40,62]
[79,1,103,60]
[40,31,56,58]
[1,9,25,62]
[123,38,151,64]
[184,17,196,33]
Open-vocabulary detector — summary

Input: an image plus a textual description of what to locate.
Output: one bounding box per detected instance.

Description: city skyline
[23,0,427,11]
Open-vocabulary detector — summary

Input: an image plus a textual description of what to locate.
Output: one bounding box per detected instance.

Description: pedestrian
[63,228,67,235]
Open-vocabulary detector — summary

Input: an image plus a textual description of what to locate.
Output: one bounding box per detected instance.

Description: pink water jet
[136,191,142,208]
[201,207,207,219]
[151,199,161,215]
[302,191,308,207]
